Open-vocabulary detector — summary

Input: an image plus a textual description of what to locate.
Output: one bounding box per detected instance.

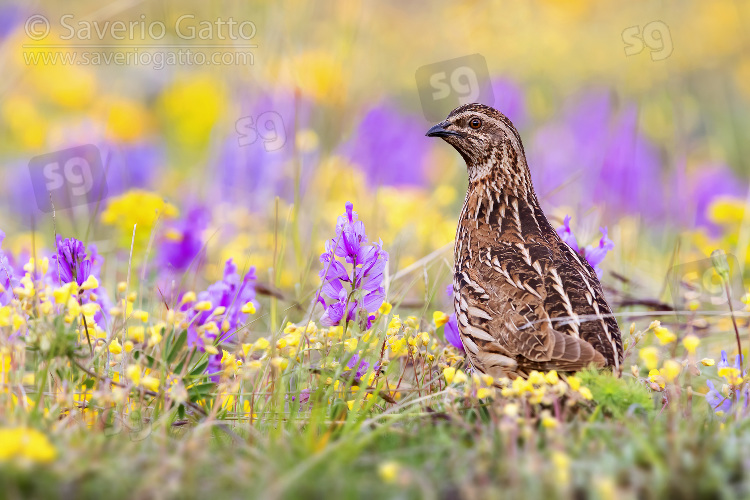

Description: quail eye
[469,117,482,129]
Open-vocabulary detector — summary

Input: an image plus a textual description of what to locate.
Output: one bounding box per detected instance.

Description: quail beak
[425,122,463,138]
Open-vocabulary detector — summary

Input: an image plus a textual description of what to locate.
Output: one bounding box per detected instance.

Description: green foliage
[578,368,654,418]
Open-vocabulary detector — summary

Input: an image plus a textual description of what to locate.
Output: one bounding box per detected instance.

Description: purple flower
[557,216,614,278]
[48,236,111,327]
[718,350,744,372]
[52,236,93,286]
[346,354,371,379]
[158,206,210,272]
[341,103,430,187]
[444,314,464,351]
[214,89,315,209]
[181,259,257,382]
[332,202,368,262]
[319,202,388,329]
[705,379,732,414]
[584,227,615,276]
[527,93,665,222]
[0,5,25,40]
[0,231,19,306]
[556,216,580,253]
[706,350,748,416]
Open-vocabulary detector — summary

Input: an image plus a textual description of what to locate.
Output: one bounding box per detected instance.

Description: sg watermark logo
[415,54,494,121]
[236,111,286,151]
[668,251,746,321]
[28,144,107,212]
[622,21,673,61]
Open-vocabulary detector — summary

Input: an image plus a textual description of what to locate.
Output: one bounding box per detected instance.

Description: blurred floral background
[1,0,748,296]
[1,0,750,497]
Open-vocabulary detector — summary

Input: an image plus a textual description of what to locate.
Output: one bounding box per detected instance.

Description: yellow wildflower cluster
[383,315,445,366]
[498,371,592,404]
[100,189,179,250]
[0,427,56,464]
[648,359,683,390]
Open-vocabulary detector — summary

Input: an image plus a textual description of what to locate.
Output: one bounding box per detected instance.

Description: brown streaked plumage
[427,103,623,379]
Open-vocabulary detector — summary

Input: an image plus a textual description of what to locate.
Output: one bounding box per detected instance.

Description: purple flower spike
[319,202,388,329]
[52,236,93,286]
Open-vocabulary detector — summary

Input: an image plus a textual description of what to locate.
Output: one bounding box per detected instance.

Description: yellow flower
[654,326,676,345]
[132,310,149,322]
[476,387,494,399]
[433,311,450,328]
[128,326,145,343]
[270,357,289,371]
[389,338,407,357]
[2,95,47,149]
[194,301,212,311]
[541,411,558,428]
[528,371,546,385]
[0,427,56,463]
[254,338,270,351]
[23,257,49,276]
[639,347,660,370]
[578,387,594,400]
[682,335,700,354]
[287,51,345,104]
[453,369,468,384]
[52,283,77,304]
[378,302,392,315]
[126,365,141,385]
[241,302,256,314]
[661,360,682,382]
[100,190,178,250]
[123,341,134,353]
[141,376,160,392]
[159,75,226,147]
[344,338,358,352]
[388,315,403,330]
[79,275,99,291]
[544,370,559,385]
[718,366,743,385]
[180,292,197,305]
[648,369,665,389]
[377,461,400,484]
[708,196,746,226]
[701,358,716,366]
[108,338,122,355]
[104,98,152,143]
[443,366,457,384]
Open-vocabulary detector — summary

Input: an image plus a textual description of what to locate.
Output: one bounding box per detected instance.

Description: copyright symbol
[25,14,50,41]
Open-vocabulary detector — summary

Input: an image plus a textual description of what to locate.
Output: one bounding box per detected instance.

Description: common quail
[427,103,623,378]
